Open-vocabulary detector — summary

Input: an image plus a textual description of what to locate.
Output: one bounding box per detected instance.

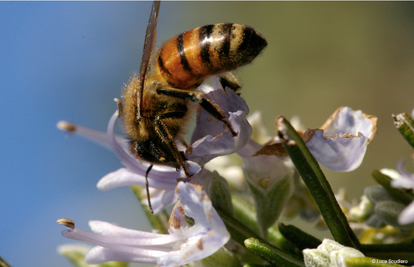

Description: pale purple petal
[60,182,229,266]
[398,201,414,225]
[157,182,230,266]
[391,160,414,189]
[306,107,377,172]
[141,188,178,215]
[411,108,414,120]
[57,120,128,151]
[186,82,252,164]
[97,168,177,191]
[85,246,158,264]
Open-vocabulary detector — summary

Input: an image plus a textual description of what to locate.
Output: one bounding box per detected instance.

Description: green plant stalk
[276,116,360,249]
[346,257,407,267]
[392,112,414,149]
[232,195,261,236]
[244,238,304,267]
[232,195,298,253]
[130,185,169,234]
[361,244,414,263]
[216,208,304,266]
[278,223,322,250]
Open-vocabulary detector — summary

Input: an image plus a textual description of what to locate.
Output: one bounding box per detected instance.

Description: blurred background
[1,2,414,266]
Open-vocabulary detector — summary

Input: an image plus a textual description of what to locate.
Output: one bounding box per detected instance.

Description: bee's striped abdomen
[155,23,267,90]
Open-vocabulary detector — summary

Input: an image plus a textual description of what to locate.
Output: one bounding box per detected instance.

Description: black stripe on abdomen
[176,33,192,74]
[199,24,214,72]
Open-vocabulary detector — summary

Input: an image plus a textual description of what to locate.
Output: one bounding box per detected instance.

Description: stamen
[57,218,75,229]
[57,121,77,133]
[114,98,123,118]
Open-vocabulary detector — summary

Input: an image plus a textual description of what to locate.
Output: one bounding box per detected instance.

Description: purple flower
[58,77,252,213]
[304,107,377,172]
[185,79,252,164]
[58,182,230,266]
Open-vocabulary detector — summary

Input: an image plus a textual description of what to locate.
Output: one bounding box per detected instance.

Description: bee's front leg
[154,111,192,179]
[157,87,238,137]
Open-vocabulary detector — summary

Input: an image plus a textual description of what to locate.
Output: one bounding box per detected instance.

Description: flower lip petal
[158,182,230,266]
[59,182,230,266]
[186,84,252,164]
[305,107,377,172]
[97,168,177,191]
[319,107,377,143]
[398,201,414,225]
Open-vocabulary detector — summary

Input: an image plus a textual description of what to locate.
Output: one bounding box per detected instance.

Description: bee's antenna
[145,164,154,214]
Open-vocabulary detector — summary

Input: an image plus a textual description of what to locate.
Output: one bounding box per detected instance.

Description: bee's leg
[157,88,238,137]
[218,72,241,93]
[154,111,192,179]
[145,164,154,214]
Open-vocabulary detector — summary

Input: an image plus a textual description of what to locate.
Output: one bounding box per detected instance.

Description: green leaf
[197,247,242,267]
[232,195,261,236]
[374,200,414,231]
[371,170,414,205]
[246,174,293,238]
[216,207,262,246]
[361,244,414,263]
[392,112,414,149]
[243,264,270,267]
[346,257,407,267]
[275,116,360,249]
[232,196,298,254]
[209,171,235,217]
[244,238,304,267]
[278,223,321,251]
[130,185,169,234]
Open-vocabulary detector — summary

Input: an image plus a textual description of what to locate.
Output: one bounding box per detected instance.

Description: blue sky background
[1,2,414,267]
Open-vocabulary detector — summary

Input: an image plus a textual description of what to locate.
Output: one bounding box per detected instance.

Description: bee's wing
[137,0,160,119]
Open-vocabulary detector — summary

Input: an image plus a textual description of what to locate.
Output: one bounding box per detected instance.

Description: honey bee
[121,1,267,208]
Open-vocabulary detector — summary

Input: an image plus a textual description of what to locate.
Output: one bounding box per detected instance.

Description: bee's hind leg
[218,72,241,94]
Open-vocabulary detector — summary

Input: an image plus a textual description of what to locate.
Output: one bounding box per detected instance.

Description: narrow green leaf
[209,171,235,217]
[278,223,321,250]
[371,170,414,205]
[130,185,169,234]
[232,195,261,236]
[361,244,414,263]
[275,116,360,249]
[374,201,414,231]
[198,247,242,267]
[268,225,300,255]
[244,238,304,267]
[232,196,298,254]
[243,264,271,267]
[346,257,407,267]
[392,113,414,149]
[216,207,262,245]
